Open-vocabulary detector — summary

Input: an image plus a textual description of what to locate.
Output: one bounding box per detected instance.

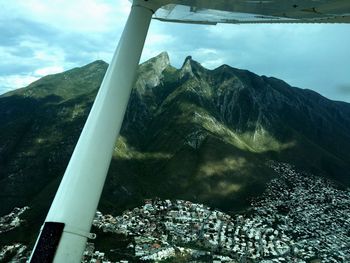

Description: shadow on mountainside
[1,54,350,252]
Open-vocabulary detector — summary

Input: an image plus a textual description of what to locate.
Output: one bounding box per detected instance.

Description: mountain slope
[105,53,350,214]
[0,52,350,248]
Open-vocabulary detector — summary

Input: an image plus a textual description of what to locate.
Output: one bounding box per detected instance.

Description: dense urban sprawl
[91,162,350,262]
[0,207,29,235]
[1,162,349,262]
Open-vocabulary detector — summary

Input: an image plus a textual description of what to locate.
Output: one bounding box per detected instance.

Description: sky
[0,0,350,102]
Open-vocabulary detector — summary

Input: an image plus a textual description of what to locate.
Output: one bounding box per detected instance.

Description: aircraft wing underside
[153,0,350,24]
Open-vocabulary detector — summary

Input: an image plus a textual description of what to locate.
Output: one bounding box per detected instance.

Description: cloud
[141,32,176,62]
[2,0,130,33]
[0,0,132,94]
[0,1,350,103]
[191,48,224,69]
[198,23,350,102]
[337,84,350,95]
[0,75,39,94]
[34,66,64,77]
[193,48,218,57]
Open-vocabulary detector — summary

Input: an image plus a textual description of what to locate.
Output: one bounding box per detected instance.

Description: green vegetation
[1,52,350,251]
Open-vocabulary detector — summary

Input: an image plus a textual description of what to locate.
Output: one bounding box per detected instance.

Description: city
[1,162,349,262]
[90,162,350,262]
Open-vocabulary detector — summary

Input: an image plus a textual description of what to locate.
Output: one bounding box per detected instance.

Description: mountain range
[1,52,350,249]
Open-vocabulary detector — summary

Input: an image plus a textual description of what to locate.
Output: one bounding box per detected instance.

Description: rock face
[0,52,350,248]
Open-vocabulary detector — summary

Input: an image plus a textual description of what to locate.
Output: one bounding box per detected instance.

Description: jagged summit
[182,55,193,66]
[155,51,170,65]
[179,55,207,80]
[141,51,170,73]
[1,53,350,252]
[135,52,171,93]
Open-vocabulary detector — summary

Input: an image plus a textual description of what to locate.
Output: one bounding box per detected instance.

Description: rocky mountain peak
[135,52,171,92]
[1,53,350,234]
[183,55,193,64]
[142,51,170,74]
[180,56,193,76]
[180,56,205,80]
[156,51,170,64]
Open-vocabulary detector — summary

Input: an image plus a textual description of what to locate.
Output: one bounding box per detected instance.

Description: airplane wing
[153,0,350,24]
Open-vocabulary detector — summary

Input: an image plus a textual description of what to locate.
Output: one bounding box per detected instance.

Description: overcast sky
[1,0,350,102]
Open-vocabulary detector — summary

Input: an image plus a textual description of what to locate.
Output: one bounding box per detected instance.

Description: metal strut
[29,2,154,262]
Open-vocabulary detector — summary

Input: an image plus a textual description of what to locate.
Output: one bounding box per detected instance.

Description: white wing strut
[29,0,350,262]
[29,2,154,262]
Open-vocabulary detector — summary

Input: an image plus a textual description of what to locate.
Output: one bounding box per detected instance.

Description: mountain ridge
[0,52,350,249]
